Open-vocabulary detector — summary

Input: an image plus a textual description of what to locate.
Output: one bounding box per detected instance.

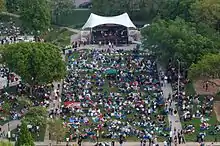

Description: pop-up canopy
[82,13,136,30]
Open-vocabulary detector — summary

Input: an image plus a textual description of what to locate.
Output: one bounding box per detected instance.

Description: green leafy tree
[141,17,217,67]
[92,0,118,16]
[190,0,220,31]
[1,42,66,96]
[17,96,32,108]
[24,106,47,126]
[158,0,195,21]
[92,0,140,16]
[188,54,220,81]
[50,0,75,24]
[2,102,11,117]
[19,0,51,35]
[48,119,67,143]
[15,121,34,146]
[0,140,13,146]
[0,0,5,12]
[5,0,21,13]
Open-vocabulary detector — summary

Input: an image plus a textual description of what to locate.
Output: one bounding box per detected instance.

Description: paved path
[62,27,80,33]
[1,12,20,18]
[158,64,183,141]
[32,141,220,146]
[162,83,183,133]
[0,120,21,139]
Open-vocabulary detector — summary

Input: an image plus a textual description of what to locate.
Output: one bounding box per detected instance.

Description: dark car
[79,2,92,8]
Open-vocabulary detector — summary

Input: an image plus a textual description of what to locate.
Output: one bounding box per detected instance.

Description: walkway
[0,120,21,137]
[33,141,220,146]
[162,83,183,133]
[1,12,20,18]
[44,54,65,142]
[158,64,182,140]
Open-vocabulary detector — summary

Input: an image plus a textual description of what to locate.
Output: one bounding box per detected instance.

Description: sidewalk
[162,83,182,132]
[0,120,21,138]
[33,141,220,146]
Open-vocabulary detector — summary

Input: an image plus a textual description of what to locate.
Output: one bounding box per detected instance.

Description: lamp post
[96,129,99,145]
[177,59,180,99]
[8,122,10,141]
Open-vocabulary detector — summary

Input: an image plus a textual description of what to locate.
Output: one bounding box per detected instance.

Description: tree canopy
[158,0,195,21]
[19,0,51,34]
[141,0,220,70]
[5,0,21,13]
[190,0,220,31]
[15,121,34,146]
[188,54,220,81]
[50,0,75,24]
[1,42,66,87]
[91,0,159,22]
[0,0,5,12]
[24,106,47,126]
[141,17,217,66]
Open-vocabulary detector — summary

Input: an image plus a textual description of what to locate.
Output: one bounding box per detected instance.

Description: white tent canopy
[82,13,136,30]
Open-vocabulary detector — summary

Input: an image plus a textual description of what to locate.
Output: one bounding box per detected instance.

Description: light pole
[177,59,180,99]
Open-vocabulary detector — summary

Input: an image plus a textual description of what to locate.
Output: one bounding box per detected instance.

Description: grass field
[43,26,74,48]
[183,82,220,142]
[63,51,170,142]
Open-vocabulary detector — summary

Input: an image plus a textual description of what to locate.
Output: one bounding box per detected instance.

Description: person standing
[111,140,115,146]
[140,139,143,146]
[78,135,82,146]
[119,135,123,146]
[143,139,146,146]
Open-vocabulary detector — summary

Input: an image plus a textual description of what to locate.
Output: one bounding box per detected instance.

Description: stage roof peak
[82,13,137,30]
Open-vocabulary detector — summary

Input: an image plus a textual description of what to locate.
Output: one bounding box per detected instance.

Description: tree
[92,0,140,16]
[17,96,32,108]
[1,42,66,96]
[0,0,5,12]
[141,17,218,67]
[19,0,51,35]
[0,140,13,146]
[188,54,220,81]
[24,106,47,126]
[92,0,119,16]
[158,0,195,21]
[50,0,75,24]
[5,0,21,13]
[190,0,220,31]
[48,119,67,143]
[15,121,34,146]
[1,102,11,117]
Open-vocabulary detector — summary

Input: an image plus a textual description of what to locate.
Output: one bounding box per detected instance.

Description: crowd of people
[0,20,35,45]
[166,61,220,143]
[58,49,171,144]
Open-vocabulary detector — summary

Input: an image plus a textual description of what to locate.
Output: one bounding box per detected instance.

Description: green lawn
[185,82,196,96]
[182,114,220,142]
[43,26,74,48]
[183,82,220,142]
[63,51,169,142]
